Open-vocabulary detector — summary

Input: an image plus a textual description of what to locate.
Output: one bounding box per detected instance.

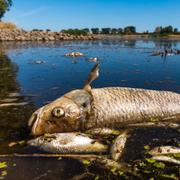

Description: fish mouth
[28,113,37,128]
[28,107,45,136]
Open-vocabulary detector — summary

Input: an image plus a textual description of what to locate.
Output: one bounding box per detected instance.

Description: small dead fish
[29,64,180,136]
[28,132,108,154]
[152,155,180,165]
[110,131,130,161]
[65,52,84,57]
[148,146,180,156]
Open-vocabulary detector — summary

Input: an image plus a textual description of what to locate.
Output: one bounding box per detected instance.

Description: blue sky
[3,0,180,32]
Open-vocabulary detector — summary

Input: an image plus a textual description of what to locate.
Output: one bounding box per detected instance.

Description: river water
[0,40,180,179]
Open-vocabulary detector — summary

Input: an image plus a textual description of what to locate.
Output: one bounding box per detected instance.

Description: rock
[0,29,99,41]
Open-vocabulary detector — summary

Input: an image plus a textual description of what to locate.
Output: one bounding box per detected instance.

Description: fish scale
[85,87,180,129]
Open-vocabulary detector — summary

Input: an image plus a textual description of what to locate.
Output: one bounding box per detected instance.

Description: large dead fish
[29,64,180,136]
[28,132,107,154]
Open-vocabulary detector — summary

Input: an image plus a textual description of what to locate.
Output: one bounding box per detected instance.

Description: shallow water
[0,40,180,179]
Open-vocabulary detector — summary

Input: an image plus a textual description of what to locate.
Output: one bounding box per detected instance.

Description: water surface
[0,40,180,179]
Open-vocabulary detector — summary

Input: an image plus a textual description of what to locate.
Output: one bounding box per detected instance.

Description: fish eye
[52,107,65,118]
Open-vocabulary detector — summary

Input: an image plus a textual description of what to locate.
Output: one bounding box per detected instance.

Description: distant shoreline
[0,28,180,41]
[0,29,98,41]
[96,34,180,40]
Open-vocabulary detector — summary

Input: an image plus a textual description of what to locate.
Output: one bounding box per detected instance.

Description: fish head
[29,63,100,136]
[28,89,92,136]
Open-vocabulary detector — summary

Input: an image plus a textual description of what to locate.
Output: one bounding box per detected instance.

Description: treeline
[61,26,136,36]
[154,25,179,34]
[61,25,179,36]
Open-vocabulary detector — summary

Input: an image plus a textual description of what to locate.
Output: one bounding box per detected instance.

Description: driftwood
[0,102,29,107]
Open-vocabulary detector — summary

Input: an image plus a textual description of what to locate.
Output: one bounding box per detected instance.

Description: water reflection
[0,53,35,154]
[0,53,18,97]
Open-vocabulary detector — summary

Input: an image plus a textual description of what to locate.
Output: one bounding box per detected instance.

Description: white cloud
[16,6,50,18]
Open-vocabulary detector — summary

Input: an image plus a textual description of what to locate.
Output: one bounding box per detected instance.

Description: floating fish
[29,64,180,136]
[28,132,108,154]
[152,155,180,165]
[148,146,180,156]
[65,52,84,57]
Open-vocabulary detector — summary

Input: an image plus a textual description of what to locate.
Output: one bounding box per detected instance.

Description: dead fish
[110,131,130,161]
[28,132,108,154]
[29,63,180,136]
[150,51,162,56]
[28,60,46,64]
[148,146,180,156]
[152,155,180,165]
[65,52,84,57]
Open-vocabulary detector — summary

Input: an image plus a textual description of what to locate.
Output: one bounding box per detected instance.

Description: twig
[0,153,98,159]
[0,102,29,107]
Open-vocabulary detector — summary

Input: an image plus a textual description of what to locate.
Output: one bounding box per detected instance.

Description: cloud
[16,6,50,18]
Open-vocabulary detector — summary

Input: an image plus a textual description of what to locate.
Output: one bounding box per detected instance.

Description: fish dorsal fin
[83,63,100,92]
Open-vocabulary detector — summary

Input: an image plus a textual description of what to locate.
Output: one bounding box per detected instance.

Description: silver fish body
[29,64,180,136]
[85,87,180,129]
[28,133,108,154]
[149,146,180,156]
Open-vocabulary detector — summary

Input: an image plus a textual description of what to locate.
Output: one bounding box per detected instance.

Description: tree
[101,28,111,34]
[61,29,88,36]
[82,28,90,34]
[0,0,12,19]
[117,28,123,34]
[174,28,178,33]
[161,25,173,34]
[91,28,99,34]
[111,28,118,34]
[124,26,136,34]
[154,26,162,34]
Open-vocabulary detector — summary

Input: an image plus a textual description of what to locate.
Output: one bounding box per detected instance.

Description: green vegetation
[61,29,88,36]
[0,0,12,19]
[124,26,136,34]
[151,25,180,37]
[61,26,137,35]
[91,28,99,34]
[61,25,179,37]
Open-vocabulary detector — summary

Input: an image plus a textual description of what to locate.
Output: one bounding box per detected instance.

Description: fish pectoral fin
[83,63,99,91]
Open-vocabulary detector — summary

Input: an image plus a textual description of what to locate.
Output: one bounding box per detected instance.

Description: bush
[0,22,16,29]
[61,29,88,36]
